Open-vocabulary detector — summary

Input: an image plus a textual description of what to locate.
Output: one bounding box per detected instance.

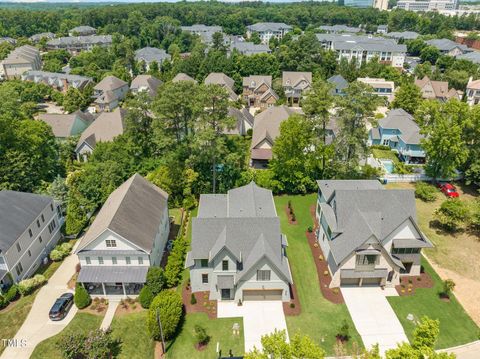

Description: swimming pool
[380,159,394,174]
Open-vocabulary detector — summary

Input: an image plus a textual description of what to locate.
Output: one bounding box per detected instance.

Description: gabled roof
[2,45,40,65]
[0,190,52,253]
[384,31,419,40]
[328,74,349,92]
[377,108,423,145]
[243,75,272,89]
[282,71,312,88]
[38,110,94,138]
[226,107,254,135]
[414,76,460,100]
[467,78,480,90]
[70,26,96,34]
[130,75,163,97]
[316,33,407,53]
[190,182,291,283]
[172,73,197,83]
[230,40,271,55]
[47,35,112,47]
[205,73,238,101]
[247,22,292,32]
[316,181,432,265]
[75,108,126,151]
[319,25,361,33]
[456,51,480,64]
[94,75,128,93]
[76,174,168,253]
[425,38,470,53]
[134,47,171,64]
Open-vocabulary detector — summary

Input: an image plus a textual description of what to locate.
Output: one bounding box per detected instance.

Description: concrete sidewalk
[1,242,80,359]
[100,300,120,330]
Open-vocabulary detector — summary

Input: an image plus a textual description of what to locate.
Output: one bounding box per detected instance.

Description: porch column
[122,283,126,296]
[101,283,106,296]
[359,278,363,287]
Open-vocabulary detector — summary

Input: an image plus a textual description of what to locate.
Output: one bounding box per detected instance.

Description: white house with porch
[75,174,169,297]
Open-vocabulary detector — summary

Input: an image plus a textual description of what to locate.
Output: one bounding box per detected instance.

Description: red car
[438,183,459,198]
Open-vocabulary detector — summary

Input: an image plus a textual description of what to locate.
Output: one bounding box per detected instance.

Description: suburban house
[282,71,312,106]
[230,38,271,56]
[318,25,361,34]
[425,38,471,56]
[246,22,292,44]
[130,75,163,98]
[69,26,97,36]
[466,77,480,106]
[134,47,171,71]
[456,51,480,64]
[38,111,95,140]
[377,25,388,34]
[0,190,63,289]
[414,76,462,102]
[1,45,41,80]
[22,71,92,92]
[29,32,56,43]
[328,74,349,96]
[75,174,170,297]
[250,105,302,168]
[186,182,293,302]
[226,107,254,136]
[315,180,433,288]
[172,73,197,83]
[358,77,395,102]
[0,37,16,45]
[204,72,238,101]
[181,24,223,45]
[316,33,406,68]
[384,31,419,41]
[93,75,129,112]
[46,35,112,54]
[75,108,127,161]
[368,108,425,164]
[242,75,278,110]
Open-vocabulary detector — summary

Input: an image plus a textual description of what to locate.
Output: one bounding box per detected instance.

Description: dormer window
[222,260,229,271]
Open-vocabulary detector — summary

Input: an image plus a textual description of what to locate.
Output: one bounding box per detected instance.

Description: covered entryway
[243,289,282,301]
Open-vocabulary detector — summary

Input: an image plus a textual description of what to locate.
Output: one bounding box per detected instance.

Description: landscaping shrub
[49,249,63,262]
[190,293,197,305]
[289,302,295,309]
[0,296,6,310]
[307,226,313,233]
[18,274,46,295]
[442,279,456,298]
[139,285,154,309]
[336,320,350,341]
[435,199,470,231]
[194,325,209,346]
[164,237,188,288]
[74,284,91,309]
[147,291,183,340]
[415,182,437,202]
[49,242,73,262]
[4,285,19,303]
[57,328,118,359]
[146,267,166,295]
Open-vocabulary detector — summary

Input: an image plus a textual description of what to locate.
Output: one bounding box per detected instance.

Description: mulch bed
[115,299,144,316]
[307,205,345,304]
[285,205,298,225]
[80,298,108,315]
[395,271,434,296]
[283,283,301,316]
[182,285,217,319]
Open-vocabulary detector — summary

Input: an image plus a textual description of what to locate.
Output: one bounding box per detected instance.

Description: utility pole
[156,308,166,356]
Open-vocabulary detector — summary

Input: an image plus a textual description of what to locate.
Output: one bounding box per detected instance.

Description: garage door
[362,277,382,286]
[243,289,283,301]
[341,278,360,286]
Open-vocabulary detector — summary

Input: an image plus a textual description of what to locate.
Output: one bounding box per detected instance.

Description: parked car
[49,293,74,321]
[438,183,459,198]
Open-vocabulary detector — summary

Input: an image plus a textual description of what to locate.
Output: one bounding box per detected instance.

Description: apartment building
[1,45,41,80]
[358,77,395,102]
[397,0,458,12]
[46,35,112,55]
[246,22,292,44]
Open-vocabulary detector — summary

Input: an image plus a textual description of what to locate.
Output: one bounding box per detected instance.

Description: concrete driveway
[1,242,80,359]
[218,301,288,352]
[341,287,408,355]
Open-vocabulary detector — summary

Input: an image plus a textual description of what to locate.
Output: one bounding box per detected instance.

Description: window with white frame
[138,257,144,265]
[98,257,104,265]
[112,257,117,265]
[86,257,91,264]
[126,257,131,265]
[256,270,271,281]
[105,239,117,248]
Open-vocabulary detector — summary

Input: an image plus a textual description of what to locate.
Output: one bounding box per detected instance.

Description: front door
[221,288,232,300]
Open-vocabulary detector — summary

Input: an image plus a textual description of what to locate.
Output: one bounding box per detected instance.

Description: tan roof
[38,111,94,138]
[130,74,163,96]
[76,173,168,253]
[76,108,126,151]
[204,72,235,89]
[243,75,272,89]
[94,75,128,92]
[251,105,303,151]
[415,76,459,100]
[172,73,197,83]
[282,71,312,87]
[2,45,40,65]
[467,79,480,90]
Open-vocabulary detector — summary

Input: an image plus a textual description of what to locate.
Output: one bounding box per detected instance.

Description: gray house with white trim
[186,182,292,302]
[0,191,63,291]
[315,180,433,288]
[75,174,169,297]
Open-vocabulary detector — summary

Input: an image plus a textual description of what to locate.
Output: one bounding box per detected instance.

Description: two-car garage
[243,289,283,301]
[340,277,383,287]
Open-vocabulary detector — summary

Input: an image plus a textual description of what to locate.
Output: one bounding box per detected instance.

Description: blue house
[369,109,425,164]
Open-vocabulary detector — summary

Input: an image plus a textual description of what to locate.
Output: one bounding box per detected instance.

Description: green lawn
[31,312,103,359]
[388,258,479,349]
[165,313,244,359]
[274,194,364,355]
[371,148,400,164]
[111,311,155,359]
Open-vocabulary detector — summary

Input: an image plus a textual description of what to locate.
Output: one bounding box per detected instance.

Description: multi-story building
[282,71,312,106]
[205,72,238,101]
[38,111,94,140]
[230,38,271,56]
[93,75,129,112]
[181,24,223,45]
[425,38,471,57]
[358,77,396,102]
[0,190,64,290]
[46,35,112,55]
[242,75,278,110]
[397,0,458,12]
[466,77,480,106]
[414,76,462,102]
[318,25,361,34]
[76,174,169,297]
[22,71,92,93]
[246,22,292,44]
[384,31,420,41]
[69,26,97,37]
[130,75,163,98]
[134,47,171,71]
[29,32,56,43]
[1,45,41,80]
[316,34,406,68]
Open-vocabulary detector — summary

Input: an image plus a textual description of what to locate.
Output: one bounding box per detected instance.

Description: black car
[49,293,74,321]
